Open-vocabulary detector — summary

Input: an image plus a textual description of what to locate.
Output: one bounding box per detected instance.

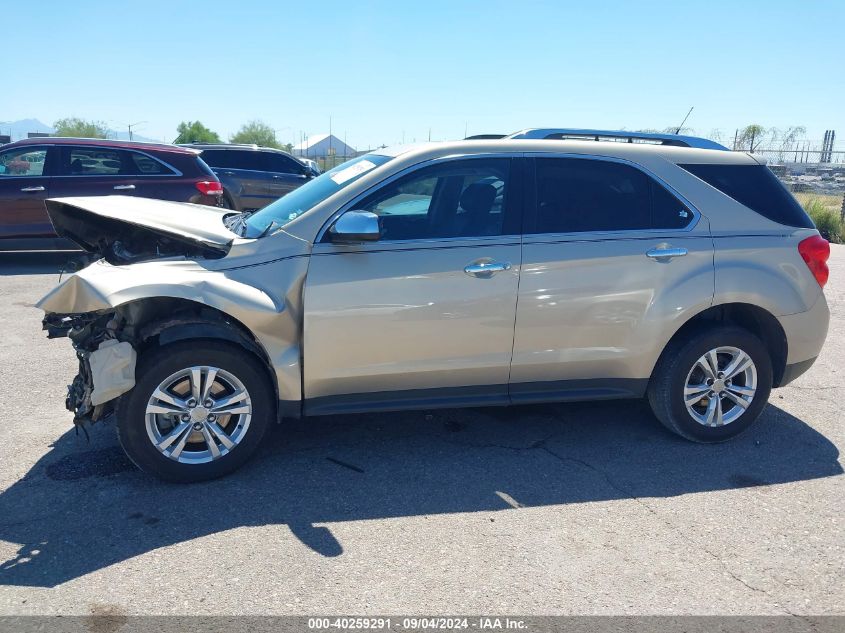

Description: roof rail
[506,128,728,151]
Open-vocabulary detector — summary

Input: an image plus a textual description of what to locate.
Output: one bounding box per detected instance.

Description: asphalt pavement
[0,248,842,616]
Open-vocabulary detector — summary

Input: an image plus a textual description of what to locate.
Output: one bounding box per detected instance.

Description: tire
[647,326,773,443]
[116,340,274,482]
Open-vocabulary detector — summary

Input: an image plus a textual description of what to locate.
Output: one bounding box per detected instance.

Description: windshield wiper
[223,211,252,237]
[257,220,283,239]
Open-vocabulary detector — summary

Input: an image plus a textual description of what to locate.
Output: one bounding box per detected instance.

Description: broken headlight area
[43,310,137,426]
[43,311,105,339]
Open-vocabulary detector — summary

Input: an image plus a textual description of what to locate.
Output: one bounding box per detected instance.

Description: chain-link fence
[749,149,845,165]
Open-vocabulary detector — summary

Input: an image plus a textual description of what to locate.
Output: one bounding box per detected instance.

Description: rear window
[679,163,813,229]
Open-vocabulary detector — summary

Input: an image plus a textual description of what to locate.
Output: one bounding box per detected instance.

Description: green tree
[736,124,767,152]
[53,117,109,139]
[173,120,221,144]
[229,120,280,148]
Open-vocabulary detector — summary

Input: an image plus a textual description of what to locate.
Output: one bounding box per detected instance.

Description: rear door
[509,155,714,402]
[115,149,181,200]
[264,152,309,200]
[0,145,54,239]
[303,156,524,414]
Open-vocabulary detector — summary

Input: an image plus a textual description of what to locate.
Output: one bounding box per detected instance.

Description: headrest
[459,182,496,215]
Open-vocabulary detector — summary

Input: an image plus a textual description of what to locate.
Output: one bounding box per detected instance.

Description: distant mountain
[0,118,158,143]
[0,118,54,140]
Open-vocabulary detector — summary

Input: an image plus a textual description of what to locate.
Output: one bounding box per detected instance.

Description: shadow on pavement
[0,252,83,276]
[0,399,840,587]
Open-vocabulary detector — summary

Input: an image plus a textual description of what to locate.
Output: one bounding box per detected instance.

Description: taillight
[798,235,830,288]
[195,180,223,196]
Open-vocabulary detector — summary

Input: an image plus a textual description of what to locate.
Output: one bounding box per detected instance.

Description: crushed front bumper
[43,310,136,425]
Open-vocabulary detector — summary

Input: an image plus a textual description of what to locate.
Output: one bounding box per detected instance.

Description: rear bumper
[775,293,829,387]
[778,357,818,387]
[188,193,221,206]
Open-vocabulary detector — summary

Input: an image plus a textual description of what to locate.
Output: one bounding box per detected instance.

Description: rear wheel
[647,326,772,442]
[116,341,273,482]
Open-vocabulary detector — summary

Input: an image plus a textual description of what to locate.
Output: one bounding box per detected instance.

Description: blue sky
[3,0,843,149]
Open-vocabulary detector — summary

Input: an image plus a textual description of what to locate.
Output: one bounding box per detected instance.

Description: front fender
[37,257,309,403]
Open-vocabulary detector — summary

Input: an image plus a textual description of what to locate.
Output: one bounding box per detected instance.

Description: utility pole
[127,121,146,142]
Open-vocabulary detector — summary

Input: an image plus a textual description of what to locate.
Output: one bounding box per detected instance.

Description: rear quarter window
[679,163,813,229]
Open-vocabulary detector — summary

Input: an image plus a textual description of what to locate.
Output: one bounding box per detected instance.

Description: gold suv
[38,129,831,481]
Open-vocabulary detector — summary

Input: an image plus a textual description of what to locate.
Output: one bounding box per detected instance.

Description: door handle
[20,186,45,192]
[113,184,135,190]
[646,247,688,260]
[464,261,512,277]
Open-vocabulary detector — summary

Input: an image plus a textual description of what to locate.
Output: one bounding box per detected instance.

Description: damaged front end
[44,310,136,427]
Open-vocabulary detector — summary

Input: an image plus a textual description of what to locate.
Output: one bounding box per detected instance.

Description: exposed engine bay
[45,198,233,265]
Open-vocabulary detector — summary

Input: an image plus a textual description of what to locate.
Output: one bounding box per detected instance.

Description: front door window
[350,158,515,241]
[0,147,49,177]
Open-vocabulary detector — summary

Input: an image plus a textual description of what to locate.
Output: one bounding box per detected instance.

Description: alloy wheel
[683,346,757,427]
[144,366,252,464]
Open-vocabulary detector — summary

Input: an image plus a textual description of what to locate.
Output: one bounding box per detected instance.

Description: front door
[0,145,53,239]
[303,157,524,414]
[264,152,309,200]
[509,155,715,402]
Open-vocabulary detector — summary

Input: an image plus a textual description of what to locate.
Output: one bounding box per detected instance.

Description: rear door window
[679,163,813,228]
[532,157,692,234]
[201,150,264,171]
[264,153,304,175]
[651,180,693,229]
[534,158,650,233]
[60,147,123,175]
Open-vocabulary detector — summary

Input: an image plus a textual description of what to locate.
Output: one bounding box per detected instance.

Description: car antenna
[675,107,694,134]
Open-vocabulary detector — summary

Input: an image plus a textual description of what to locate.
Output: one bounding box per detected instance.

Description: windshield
[243,154,392,238]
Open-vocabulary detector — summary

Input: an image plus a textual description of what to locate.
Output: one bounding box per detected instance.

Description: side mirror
[329,210,380,242]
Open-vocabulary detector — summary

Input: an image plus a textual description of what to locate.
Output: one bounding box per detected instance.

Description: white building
[293,134,356,159]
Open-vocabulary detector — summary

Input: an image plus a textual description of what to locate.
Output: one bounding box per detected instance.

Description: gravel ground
[0,247,842,616]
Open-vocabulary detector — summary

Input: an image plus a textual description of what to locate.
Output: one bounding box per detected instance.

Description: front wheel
[647,326,773,442]
[116,341,274,482]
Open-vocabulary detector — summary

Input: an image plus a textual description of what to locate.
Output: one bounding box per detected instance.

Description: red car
[0,137,223,249]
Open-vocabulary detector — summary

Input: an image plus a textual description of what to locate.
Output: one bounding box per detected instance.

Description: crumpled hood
[46,196,238,264]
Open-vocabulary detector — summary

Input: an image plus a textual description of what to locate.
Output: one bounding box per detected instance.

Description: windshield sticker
[330,159,377,185]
